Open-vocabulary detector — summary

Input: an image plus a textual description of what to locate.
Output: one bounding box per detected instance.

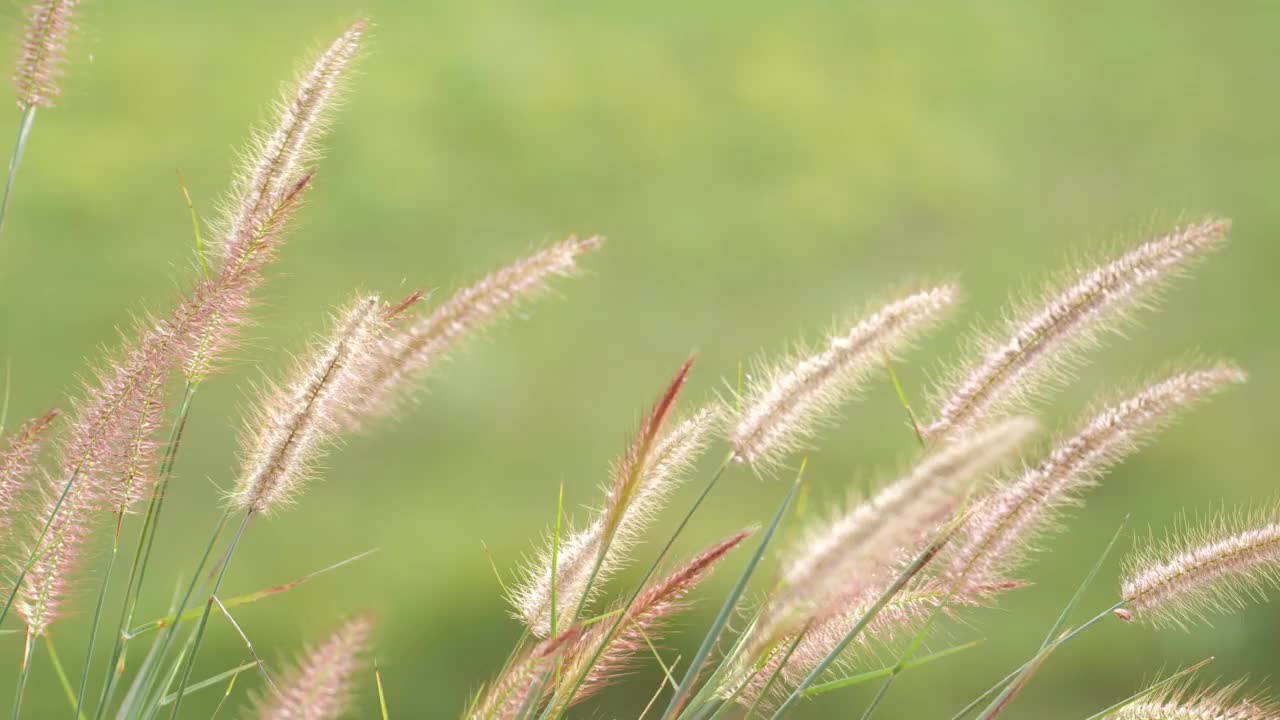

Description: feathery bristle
[0,410,58,531]
[925,219,1229,441]
[512,371,715,638]
[468,627,582,720]
[13,0,79,109]
[732,285,958,469]
[560,531,751,708]
[14,467,96,635]
[1122,506,1280,629]
[947,363,1246,591]
[748,417,1033,663]
[1104,680,1277,720]
[220,19,366,266]
[183,173,316,381]
[232,295,385,515]
[341,235,602,427]
[253,615,373,720]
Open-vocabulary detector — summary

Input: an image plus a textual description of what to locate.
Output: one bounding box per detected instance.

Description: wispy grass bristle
[945,363,1246,593]
[732,284,958,469]
[232,295,386,515]
[342,235,603,427]
[511,364,714,637]
[1122,506,1280,629]
[13,0,79,110]
[925,219,1229,441]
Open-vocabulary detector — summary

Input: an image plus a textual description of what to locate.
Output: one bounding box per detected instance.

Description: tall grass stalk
[661,461,808,719]
[0,106,37,232]
[95,382,199,718]
[166,511,252,718]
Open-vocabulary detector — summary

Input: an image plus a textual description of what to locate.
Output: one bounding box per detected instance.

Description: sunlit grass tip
[732,283,959,470]
[924,219,1229,441]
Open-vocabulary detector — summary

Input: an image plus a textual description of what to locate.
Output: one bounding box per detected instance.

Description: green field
[0,1,1276,717]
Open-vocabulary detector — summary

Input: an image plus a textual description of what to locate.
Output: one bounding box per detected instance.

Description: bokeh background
[0,1,1276,717]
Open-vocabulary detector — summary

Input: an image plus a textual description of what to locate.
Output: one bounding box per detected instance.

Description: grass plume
[732,284,958,469]
[925,220,1229,441]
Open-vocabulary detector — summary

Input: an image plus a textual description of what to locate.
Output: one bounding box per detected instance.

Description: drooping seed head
[1122,506,1280,629]
[732,284,958,469]
[925,219,1229,441]
[341,235,603,427]
[946,362,1246,592]
[13,0,79,109]
[220,19,367,268]
[232,295,386,515]
[253,615,373,720]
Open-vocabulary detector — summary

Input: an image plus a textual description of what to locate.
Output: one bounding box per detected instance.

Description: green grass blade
[127,547,376,639]
[804,641,982,698]
[550,481,564,638]
[175,170,209,280]
[43,635,88,720]
[167,511,252,719]
[157,662,256,706]
[949,517,1130,720]
[375,659,390,720]
[661,458,808,720]
[0,105,37,233]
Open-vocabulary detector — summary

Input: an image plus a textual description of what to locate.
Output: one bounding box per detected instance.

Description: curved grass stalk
[0,106,37,233]
[660,462,807,719]
[166,511,253,718]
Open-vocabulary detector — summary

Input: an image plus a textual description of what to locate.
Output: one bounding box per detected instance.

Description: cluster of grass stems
[1,4,1276,720]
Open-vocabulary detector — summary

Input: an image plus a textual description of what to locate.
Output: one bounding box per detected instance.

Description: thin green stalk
[375,659,390,720]
[167,511,252,719]
[0,106,37,232]
[541,453,735,719]
[662,461,808,720]
[736,629,809,719]
[126,548,377,640]
[767,522,960,719]
[210,596,275,693]
[804,641,982,698]
[43,634,88,720]
[10,628,35,720]
[973,601,1126,720]
[208,664,241,720]
[948,519,1130,720]
[550,482,563,638]
[75,529,121,716]
[93,382,202,718]
[113,577,187,720]
[157,661,256,707]
[120,507,230,720]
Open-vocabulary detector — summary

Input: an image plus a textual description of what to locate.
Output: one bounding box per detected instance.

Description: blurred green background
[0,1,1276,717]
